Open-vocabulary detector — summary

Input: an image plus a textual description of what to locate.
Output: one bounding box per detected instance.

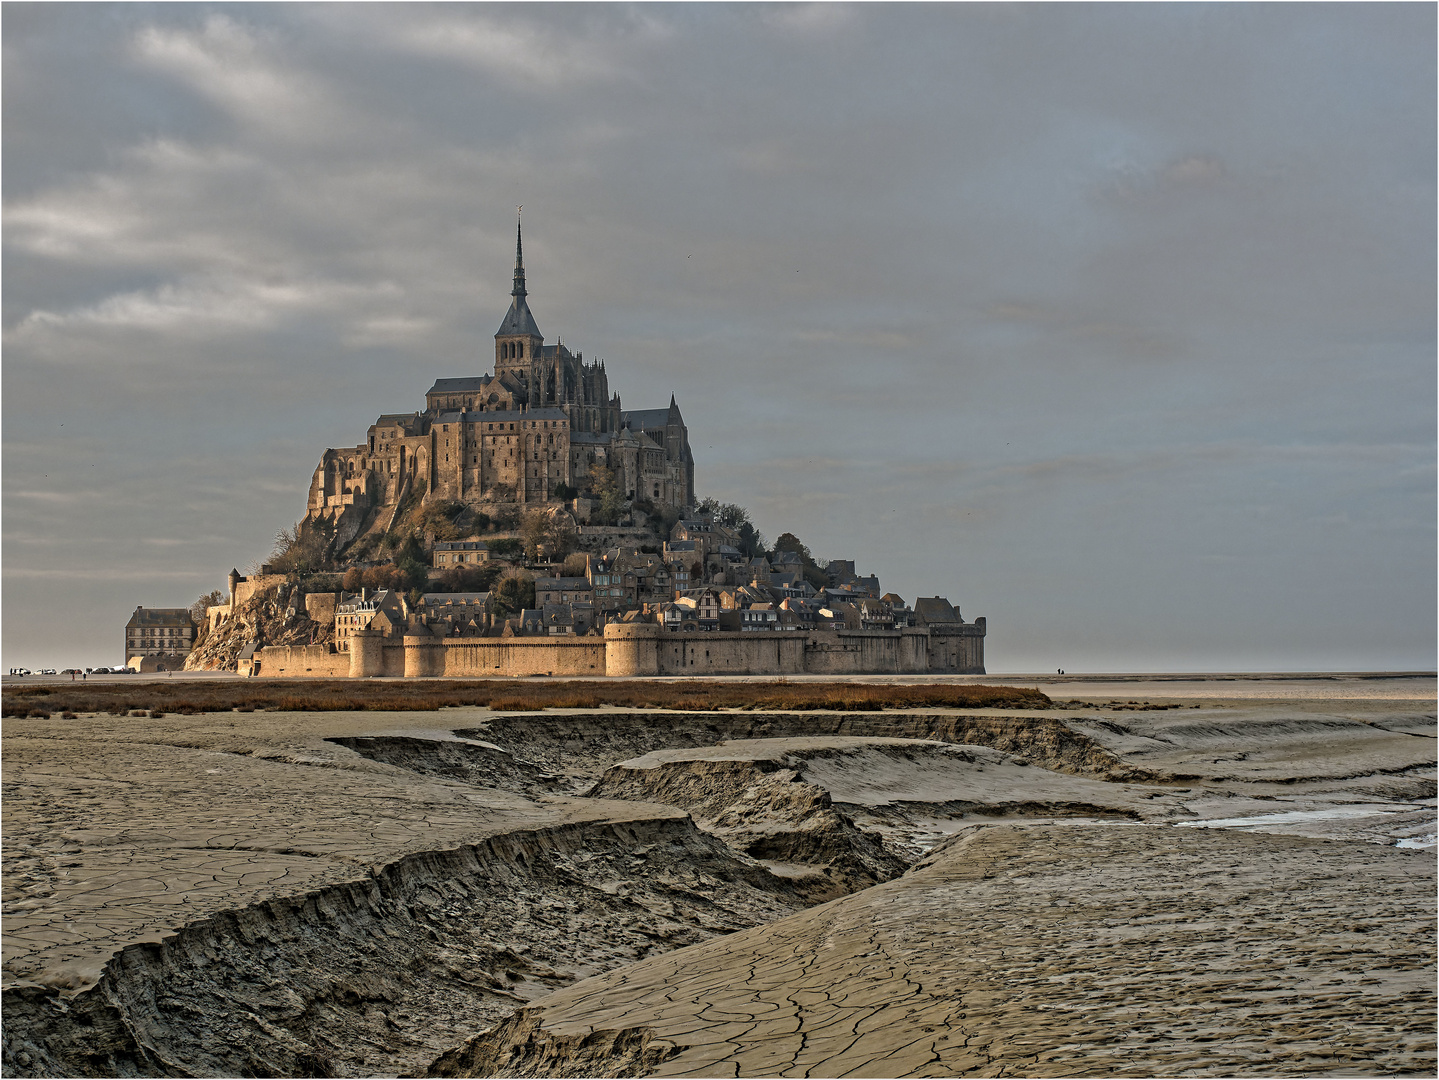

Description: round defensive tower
[349,628,385,678]
[403,627,440,678]
[603,622,662,677]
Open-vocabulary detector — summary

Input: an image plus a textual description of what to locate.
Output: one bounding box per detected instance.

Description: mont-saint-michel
[143,219,985,682]
[3,6,1434,1080]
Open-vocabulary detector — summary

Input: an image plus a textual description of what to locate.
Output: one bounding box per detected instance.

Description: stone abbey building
[307,221,694,539]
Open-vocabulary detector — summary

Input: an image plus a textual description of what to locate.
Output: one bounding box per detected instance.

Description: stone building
[306,219,694,545]
[124,607,196,668]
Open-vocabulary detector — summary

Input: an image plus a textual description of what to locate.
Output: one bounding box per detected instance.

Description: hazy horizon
[4,3,1435,672]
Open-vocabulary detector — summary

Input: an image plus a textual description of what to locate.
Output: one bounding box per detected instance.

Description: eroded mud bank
[455,709,1158,783]
[2,814,815,1078]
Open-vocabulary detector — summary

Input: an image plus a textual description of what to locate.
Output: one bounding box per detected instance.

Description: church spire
[512,210,526,299]
[496,208,542,343]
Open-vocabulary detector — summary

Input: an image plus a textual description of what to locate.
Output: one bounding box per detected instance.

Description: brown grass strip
[1,679,1048,716]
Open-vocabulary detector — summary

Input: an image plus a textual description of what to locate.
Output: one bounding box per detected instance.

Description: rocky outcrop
[184,581,334,672]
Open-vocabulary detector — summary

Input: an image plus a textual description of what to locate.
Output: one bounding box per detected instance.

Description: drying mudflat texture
[431,823,1435,1079]
[2,675,1434,1077]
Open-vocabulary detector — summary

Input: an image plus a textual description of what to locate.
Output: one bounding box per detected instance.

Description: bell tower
[495,212,543,384]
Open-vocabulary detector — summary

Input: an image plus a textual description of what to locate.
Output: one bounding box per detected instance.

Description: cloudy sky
[4,3,1434,672]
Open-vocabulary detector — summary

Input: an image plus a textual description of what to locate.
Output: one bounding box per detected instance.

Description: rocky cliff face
[184,581,334,672]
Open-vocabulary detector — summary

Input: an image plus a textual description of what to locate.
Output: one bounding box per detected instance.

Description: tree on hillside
[699,498,765,556]
[773,532,812,563]
[270,520,331,574]
[488,569,536,617]
[520,507,579,560]
[434,562,505,594]
[588,463,626,526]
[342,566,363,593]
[189,589,226,624]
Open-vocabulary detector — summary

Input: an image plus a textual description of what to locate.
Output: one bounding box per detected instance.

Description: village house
[432,540,492,568]
[739,602,778,631]
[335,590,404,651]
[123,607,197,670]
[535,576,594,606]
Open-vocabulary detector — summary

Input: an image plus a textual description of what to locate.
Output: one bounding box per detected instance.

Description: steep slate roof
[621,409,672,430]
[913,597,960,624]
[125,607,194,629]
[496,297,542,339]
[428,377,494,394]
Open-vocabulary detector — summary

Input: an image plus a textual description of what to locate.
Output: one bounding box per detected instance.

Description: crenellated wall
[254,620,985,679]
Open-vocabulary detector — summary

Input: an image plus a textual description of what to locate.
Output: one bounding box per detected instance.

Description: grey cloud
[3,2,1433,671]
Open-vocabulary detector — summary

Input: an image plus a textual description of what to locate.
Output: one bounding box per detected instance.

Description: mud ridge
[327,735,569,794]
[461,711,1161,784]
[1,815,818,1079]
[588,757,906,896]
[427,1008,680,1079]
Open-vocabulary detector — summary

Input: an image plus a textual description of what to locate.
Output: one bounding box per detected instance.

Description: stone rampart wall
[304,592,340,625]
[653,632,808,675]
[253,621,985,678]
[409,638,608,678]
[254,645,350,678]
[927,621,986,674]
[804,629,931,675]
[233,575,286,609]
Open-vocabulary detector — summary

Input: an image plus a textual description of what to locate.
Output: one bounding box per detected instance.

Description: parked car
[39,668,58,675]
[60,668,82,675]
[8,668,31,676]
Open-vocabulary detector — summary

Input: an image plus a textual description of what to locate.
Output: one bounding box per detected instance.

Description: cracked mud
[3,675,1434,1077]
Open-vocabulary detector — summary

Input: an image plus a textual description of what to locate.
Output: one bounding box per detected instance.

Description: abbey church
[306,221,694,538]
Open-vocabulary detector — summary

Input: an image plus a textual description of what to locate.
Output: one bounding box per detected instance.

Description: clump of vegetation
[339,557,428,597]
[586,463,626,526]
[485,537,522,558]
[431,561,507,594]
[772,531,830,593]
[408,500,491,542]
[1,680,1050,717]
[190,589,226,623]
[520,507,578,560]
[488,569,536,617]
[696,498,766,557]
